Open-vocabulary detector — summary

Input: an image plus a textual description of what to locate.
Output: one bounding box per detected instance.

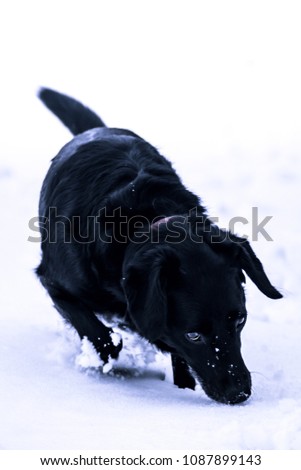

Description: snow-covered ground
[1,0,301,450]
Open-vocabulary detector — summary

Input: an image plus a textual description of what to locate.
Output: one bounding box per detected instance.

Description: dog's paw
[75,332,123,373]
[98,329,123,365]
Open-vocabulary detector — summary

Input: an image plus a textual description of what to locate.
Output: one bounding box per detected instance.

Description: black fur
[37,88,282,404]
[39,88,106,134]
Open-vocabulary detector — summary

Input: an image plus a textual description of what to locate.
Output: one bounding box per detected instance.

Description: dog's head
[122,220,282,405]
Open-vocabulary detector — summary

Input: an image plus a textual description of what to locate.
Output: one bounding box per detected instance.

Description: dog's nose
[226,388,251,405]
[222,372,252,405]
[201,378,252,405]
[200,367,252,404]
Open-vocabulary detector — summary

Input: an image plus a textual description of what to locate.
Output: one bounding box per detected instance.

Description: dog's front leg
[41,280,123,365]
[171,354,196,390]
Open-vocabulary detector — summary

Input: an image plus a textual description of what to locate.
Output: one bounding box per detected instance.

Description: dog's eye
[185,332,203,343]
[235,315,246,328]
[228,311,246,329]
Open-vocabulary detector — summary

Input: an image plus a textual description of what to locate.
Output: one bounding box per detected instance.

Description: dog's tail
[38,87,106,135]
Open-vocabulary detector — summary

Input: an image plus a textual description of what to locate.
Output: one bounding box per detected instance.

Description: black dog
[37,88,282,405]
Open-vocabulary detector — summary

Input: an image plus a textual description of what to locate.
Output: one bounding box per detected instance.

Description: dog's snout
[203,377,251,405]
[226,389,251,405]
[220,371,252,404]
[196,358,252,405]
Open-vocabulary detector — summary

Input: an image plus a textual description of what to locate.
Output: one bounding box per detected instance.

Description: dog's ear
[122,247,180,341]
[202,225,282,299]
[235,238,283,299]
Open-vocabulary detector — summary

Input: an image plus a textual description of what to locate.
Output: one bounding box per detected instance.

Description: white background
[0,0,300,450]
